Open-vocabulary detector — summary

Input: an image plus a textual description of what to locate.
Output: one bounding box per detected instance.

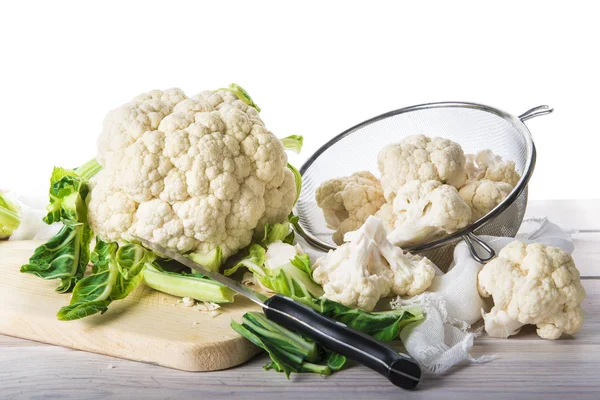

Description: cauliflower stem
[74,158,103,180]
[231,311,345,377]
[143,264,236,304]
[188,247,223,273]
[224,220,323,300]
[280,135,304,154]
[43,167,90,225]
[214,83,262,112]
[0,193,20,238]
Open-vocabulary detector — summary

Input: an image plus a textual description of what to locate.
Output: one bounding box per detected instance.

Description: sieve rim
[293,101,540,253]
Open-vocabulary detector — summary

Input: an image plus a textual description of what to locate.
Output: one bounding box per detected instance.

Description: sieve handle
[463,232,495,263]
[519,105,553,122]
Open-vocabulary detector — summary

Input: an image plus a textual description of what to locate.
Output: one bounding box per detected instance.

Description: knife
[134,236,422,389]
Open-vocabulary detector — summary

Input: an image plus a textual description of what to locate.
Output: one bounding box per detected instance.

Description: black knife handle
[263,294,421,389]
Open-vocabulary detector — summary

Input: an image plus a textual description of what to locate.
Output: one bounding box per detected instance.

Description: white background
[1,0,598,200]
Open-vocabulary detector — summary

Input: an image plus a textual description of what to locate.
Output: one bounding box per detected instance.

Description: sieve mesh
[294,102,542,269]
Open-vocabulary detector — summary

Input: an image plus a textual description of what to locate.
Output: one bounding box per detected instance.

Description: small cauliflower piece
[377,135,467,202]
[459,179,513,222]
[362,218,436,297]
[313,216,437,310]
[478,241,587,340]
[315,171,386,245]
[182,297,195,307]
[88,87,296,259]
[465,150,520,187]
[384,247,436,297]
[312,220,393,311]
[386,180,472,247]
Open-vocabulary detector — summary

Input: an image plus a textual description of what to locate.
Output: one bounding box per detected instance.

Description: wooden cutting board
[0,240,262,371]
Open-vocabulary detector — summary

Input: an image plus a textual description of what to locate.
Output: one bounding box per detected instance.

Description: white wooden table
[1,200,599,400]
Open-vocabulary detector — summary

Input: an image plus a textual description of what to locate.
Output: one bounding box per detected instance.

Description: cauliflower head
[386,180,472,247]
[88,88,296,259]
[377,135,467,202]
[465,150,520,187]
[458,179,513,222]
[315,171,386,245]
[478,241,587,340]
[313,216,437,310]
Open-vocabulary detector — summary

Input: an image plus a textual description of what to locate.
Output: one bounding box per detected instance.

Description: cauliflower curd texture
[465,149,520,187]
[377,134,467,202]
[478,241,586,340]
[382,180,472,247]
[89,88,296,258]
[315,171,386,245]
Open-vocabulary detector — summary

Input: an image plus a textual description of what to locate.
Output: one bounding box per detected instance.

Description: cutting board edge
[0,308,262,371]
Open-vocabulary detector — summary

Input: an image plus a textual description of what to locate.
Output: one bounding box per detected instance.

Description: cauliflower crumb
[182,297,195,307]
[196,302,221,312]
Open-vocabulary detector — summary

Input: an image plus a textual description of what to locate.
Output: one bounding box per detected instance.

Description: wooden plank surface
[525,198,600,232]
[1,282,598,400]
[1,199,599,399]
[0,240,261,372]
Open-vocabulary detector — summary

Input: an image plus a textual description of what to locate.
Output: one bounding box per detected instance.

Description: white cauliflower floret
[386,180,472,247]
[358,217,436,296]
[478,241,587,340]
[313,216,437,310]
[88,88,296,259]
[458,179,513,222]
[377,135,467,202]
[374,202,395,232]
[312,229,393,311]
[315,171,386,245]
[465,149,520,187]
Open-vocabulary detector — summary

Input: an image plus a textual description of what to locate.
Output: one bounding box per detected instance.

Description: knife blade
[135,236,267,306]
[134,236,422,389]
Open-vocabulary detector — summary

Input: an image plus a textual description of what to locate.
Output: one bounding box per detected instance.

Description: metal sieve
[292,102,553,268]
